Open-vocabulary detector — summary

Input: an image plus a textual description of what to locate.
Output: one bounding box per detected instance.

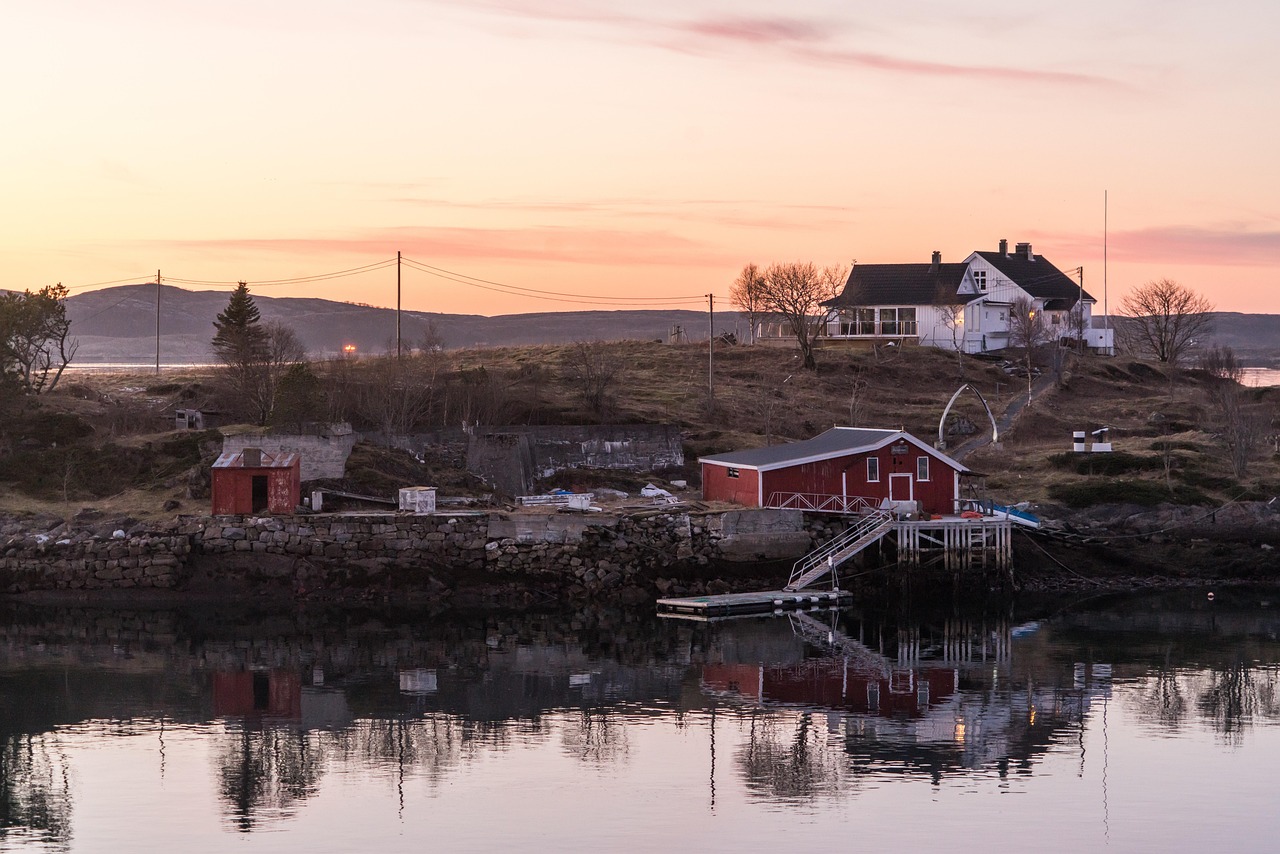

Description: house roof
[699,427,969,473]
[827,263,973,308]
[974,251,1096,306]
[212,450,300,469]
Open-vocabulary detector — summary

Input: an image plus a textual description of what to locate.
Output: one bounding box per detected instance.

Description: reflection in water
[1,591,1280,848]
[0,734,71,851]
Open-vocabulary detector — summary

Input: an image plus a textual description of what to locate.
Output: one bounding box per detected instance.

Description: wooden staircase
[784,510,894,591]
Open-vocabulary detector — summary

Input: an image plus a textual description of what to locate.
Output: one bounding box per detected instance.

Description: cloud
[435,1,1123,89]
[1045,225,1280,267]
[387,194,853,230]
[141,225,734,267]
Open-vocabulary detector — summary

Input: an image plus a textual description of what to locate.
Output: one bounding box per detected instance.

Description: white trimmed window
[867,457,879,482]
[973,270,987,291]
[727,467,740,479]
[917,456,930,481]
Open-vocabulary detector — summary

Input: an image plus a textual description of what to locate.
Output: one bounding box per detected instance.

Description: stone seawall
[1,508,849,596]
[0,533,190,592]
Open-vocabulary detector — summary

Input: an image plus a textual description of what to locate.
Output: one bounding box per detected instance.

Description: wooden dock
[656,589,851,617]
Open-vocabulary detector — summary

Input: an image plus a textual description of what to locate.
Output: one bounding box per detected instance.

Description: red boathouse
[699,427,967,515]
[211,448,301,515]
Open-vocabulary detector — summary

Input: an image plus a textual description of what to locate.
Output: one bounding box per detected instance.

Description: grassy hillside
[1,339,1276,520]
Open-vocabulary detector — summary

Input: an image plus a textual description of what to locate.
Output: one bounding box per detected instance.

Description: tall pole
[1077,266,1085,351]
[396,250,402,361]
[155,269,161,374]
[1103,190,1110,353]
[707,293,714,414]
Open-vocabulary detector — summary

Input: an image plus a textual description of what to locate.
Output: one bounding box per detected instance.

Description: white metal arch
[938,383,998,449]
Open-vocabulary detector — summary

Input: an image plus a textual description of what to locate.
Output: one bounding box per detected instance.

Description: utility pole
[1103,190,1110,354]
[155,270,161,374]
[707,293,715,415]
[1077,266,1085,352]
[396,250,402,361]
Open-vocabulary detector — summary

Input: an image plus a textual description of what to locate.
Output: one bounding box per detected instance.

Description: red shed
[211,448,301,515]
[699,427,967,515]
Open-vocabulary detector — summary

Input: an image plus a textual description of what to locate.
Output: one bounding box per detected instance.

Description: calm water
[2,591,1280,853]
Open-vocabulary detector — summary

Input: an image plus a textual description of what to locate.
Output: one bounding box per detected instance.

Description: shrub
[1047,479,1210,507]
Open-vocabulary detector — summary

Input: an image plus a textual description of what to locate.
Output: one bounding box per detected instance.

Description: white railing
[784,509,894,591]
[764,492,879,514]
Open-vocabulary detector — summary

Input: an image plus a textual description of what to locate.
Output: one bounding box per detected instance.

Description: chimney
[930,250,941,272]
[242,447,262,467]
[998,239,1008,256]
[1015,242,1034,260]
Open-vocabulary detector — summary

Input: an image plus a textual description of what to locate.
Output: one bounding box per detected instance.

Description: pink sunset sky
[3,0,1278,315]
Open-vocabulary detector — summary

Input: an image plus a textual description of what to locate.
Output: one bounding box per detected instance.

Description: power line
[400,256,712,307]
[163,258,397,287]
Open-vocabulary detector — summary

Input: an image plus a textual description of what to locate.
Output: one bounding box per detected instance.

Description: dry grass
[2,344,1276,519]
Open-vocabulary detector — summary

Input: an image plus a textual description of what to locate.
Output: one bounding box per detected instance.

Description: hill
[66,284,741,362]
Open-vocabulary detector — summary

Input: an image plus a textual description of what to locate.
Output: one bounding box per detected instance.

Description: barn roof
[212,450,300,469]
[699,427,968,473]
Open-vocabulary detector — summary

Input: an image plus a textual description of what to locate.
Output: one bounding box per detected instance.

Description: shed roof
[212,450,300,469]
[699,427,968,473]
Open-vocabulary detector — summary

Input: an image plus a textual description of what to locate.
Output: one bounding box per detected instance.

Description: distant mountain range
[65,284,741,362]
[64,284,1280,365]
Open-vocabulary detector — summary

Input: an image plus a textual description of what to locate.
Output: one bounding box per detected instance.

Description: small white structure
[1090,427,1112,453]
[398,486,438,514]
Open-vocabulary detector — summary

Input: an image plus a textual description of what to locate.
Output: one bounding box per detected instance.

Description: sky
[2,0,1278,316]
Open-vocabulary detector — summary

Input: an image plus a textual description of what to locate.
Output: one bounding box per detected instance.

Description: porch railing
[764,492,879,515]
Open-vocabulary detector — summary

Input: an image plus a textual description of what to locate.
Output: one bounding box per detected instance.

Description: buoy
[1207,591,1215,601]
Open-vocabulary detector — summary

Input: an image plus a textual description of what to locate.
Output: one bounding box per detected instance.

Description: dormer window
[973,270,987,292]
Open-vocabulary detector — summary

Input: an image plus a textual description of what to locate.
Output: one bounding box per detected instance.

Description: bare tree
[1120,279,1213,365]
[561,340,623,417]
[1008,296,1050,402]
[759,262,844,370]
[358,355,439,437]
[1198,344,1244,382]
[1200,347,1262,478]
[729,264,767,344]
[933,283,966,375]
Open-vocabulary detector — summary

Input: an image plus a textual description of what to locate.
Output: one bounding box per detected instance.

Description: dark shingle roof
[975,251,1096,305]
[827,263,973,308]
[699,427,968,473]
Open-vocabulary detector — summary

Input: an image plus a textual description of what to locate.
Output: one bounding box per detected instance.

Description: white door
[889,473,913,502]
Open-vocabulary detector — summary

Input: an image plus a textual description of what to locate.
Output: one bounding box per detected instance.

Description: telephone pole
[707,293,715,414]
[155,270,161,374]
[396,250,402,361]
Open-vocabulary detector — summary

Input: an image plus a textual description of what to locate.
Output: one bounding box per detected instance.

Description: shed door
[889,473,913,502]
[251,475,269,512]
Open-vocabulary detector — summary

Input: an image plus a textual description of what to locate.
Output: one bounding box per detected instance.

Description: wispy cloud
[387,194,853,230]
[1045,225,1280,267]
[436,1,1124,89]
[139,225,733,267]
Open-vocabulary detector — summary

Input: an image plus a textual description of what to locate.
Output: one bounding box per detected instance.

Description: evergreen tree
[212,282,266,365]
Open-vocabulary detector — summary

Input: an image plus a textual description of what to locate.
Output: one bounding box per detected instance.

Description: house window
[899,307,917,335]
[726,467,740,479]
[917,456,930,481]
[879,308,898,336]
[857,308,876,335]
[973,270,987,291]
[867,457,879,482]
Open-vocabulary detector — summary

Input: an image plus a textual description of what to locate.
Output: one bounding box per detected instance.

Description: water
[1241,367,1280,387]
[3,591,1280,853]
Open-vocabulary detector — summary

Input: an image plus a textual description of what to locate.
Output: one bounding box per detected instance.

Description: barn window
[727,467,740,479]
[867,458,879,482]
[917,456,930,481]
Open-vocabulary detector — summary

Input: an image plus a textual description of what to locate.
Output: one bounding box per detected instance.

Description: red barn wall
[759,446,959,514]
[701,464,760,505]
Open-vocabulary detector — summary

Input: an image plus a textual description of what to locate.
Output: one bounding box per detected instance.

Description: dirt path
[950,371,1056,462]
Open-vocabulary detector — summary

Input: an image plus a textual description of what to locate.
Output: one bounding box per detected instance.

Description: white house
[814,240,1114,354]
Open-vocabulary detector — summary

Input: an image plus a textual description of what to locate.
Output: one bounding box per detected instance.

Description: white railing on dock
[765,492,879,515]
[785,509,894,591]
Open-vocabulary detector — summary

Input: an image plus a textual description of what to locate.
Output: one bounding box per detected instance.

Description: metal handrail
[765,492,879,515]
[786,509,893,590]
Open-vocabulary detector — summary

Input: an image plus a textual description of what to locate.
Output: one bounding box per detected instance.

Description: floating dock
[656,589,851,617]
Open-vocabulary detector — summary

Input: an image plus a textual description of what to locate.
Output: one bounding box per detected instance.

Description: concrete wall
[222,423,357,481]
